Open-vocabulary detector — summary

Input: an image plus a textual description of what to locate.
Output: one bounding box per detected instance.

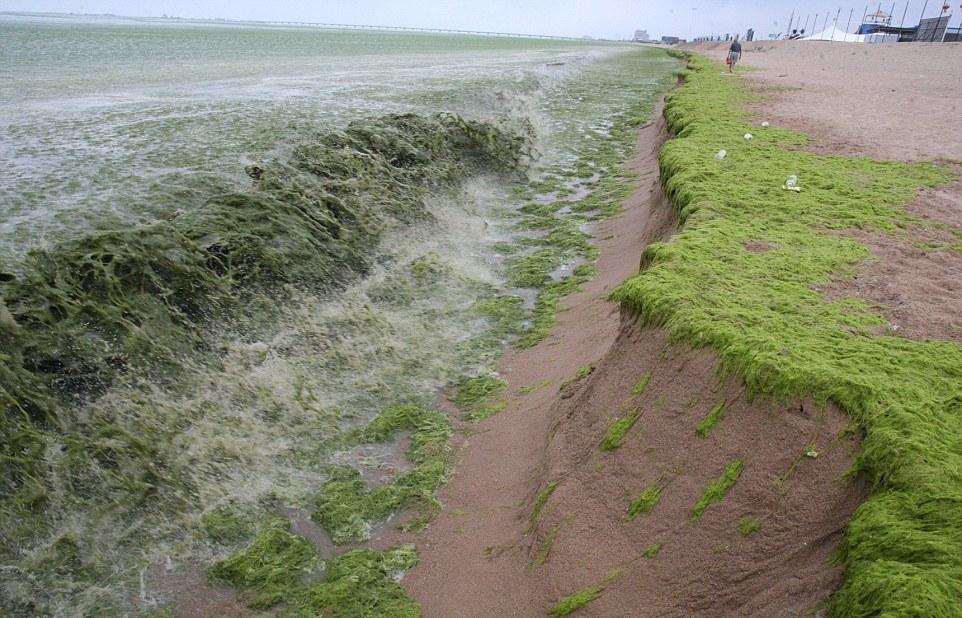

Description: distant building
[633,29,650,42]
[914,15,952,42]
[661,35,681,44]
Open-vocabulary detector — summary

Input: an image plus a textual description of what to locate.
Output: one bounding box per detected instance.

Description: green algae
[17,534,112,610]
[285,545,420,618]
[631,373,652,396]
[208,519,319,609]
[368,252,454,307]
[695,403,727,438]
[548,570,622,617]
[690,460,744,522]
[627,483,664,520]
[518,263,597,349]
[643,543,661,559]
[464,294,526,357]
[0,46,684,616]
[211,532,420,616]
[611,54,962,616]
[561,365,595,388]
[313,405,451,544]
[508,49,680,351]
[737,516,761,536]
[452,374,508,422]
[599,408,641,451]
[520,379,553,394]
[0,111,528,573]
[201,505,255,545]
[529,481,560,531]
[532,514,574,569]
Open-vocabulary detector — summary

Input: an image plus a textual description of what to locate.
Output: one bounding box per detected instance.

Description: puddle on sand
[140,560,252,617]
[330,430,414,489]
[558,173,600,203]
[550,256,587,281]
[280,506,337,563]
[534,191,560,205]
[137,432,415,614]
[579,216,601,236]
[510,286,539,311]
[140,508,335,614]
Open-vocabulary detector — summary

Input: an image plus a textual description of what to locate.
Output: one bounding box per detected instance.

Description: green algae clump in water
[208,519,319,609]
[286,545,420,617]
[0,112,525,502]
[312,405,452,544]
[0,112,526,615]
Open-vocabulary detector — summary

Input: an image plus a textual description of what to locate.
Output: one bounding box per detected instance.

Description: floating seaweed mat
[0,112,530,512]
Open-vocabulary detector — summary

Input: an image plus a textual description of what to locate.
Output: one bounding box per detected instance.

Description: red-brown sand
[392,41,962,617]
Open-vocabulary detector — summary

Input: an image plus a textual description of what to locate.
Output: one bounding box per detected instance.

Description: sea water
[0,13,676,615]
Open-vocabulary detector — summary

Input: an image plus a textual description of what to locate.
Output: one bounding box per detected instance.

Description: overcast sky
[1,0,956,39]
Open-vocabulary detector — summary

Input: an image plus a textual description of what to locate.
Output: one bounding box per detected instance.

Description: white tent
[802,26,866,42]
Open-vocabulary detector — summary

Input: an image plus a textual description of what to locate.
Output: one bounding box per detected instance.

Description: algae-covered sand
[613,53,962,615]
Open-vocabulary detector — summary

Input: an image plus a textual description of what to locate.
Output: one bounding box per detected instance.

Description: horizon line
[0,10,643,42]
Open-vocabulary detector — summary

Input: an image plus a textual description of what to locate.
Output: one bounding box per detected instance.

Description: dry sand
[388,41,962,616]
[692,40,962,162]
[692,40,962,344]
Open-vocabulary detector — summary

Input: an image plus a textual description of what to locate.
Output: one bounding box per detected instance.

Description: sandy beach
[698,40,962,345]
[692,40,962,162]
[7,17,962,613]
[399,40,962,616]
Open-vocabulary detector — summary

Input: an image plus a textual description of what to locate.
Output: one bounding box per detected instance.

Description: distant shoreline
[0,11,628,42]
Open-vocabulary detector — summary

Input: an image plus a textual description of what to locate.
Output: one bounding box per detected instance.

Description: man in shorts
[728,39,742,73]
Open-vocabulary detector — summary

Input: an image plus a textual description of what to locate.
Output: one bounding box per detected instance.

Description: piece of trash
[761,121,770,127]
[744,133,753,141]
[783,174,801,192]
[805,450,818,459]
[715,149,727,160]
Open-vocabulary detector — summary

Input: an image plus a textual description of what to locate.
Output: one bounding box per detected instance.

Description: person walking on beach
[727,39,742,73]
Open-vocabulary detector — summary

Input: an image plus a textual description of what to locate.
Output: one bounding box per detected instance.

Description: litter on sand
[761,121,770,127]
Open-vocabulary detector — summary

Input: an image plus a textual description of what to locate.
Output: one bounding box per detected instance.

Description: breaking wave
[0,111,531,615]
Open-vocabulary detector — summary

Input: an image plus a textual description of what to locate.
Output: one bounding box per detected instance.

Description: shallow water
[1,14,600,253]
[0,13,676,616]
